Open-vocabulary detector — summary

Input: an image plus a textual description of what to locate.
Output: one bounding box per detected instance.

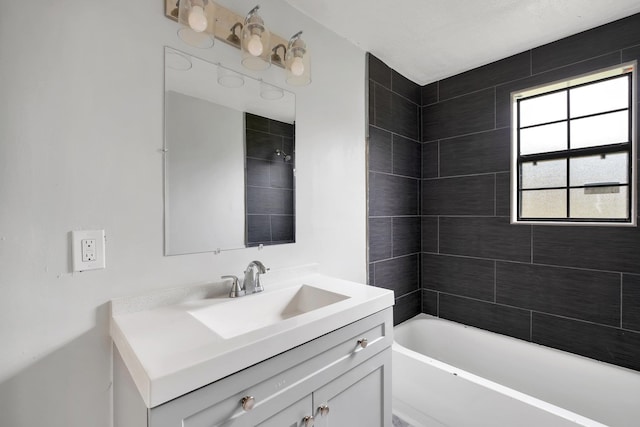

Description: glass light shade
[241,7,271,71]
[285,32,311,86]
[177,0,215,49]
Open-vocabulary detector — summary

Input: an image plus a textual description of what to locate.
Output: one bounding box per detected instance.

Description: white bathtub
[392,314,640,427]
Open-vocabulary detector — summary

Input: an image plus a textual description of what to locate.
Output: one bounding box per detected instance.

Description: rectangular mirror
[164,47,296,255]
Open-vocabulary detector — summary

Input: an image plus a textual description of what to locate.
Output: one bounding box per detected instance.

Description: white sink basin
[188,284,349,338]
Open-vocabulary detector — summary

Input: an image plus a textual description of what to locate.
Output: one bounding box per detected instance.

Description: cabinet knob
[318,404,330,416]
[357,338,368,349]
[241,395,255,411]
[303,415,315,427]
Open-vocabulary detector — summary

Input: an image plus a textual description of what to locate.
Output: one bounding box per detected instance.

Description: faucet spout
[243,260,268,294]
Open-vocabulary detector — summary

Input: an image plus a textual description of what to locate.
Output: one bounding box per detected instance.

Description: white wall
[165,91,245,253]
[0,1,367,426]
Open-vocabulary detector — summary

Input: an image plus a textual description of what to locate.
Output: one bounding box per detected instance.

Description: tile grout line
[494,85,497,130]
[390,217,394,258]
[429,125,512,144]
[419,250,637,276]
[620,273,623,329]
[494,261,497,303]
[432,290,640,333]
[530,311,533,341]
[530,225,534,264]
[437,140,441,178]
[423,170,510,180]
[494,173,497,216]
[436,216,440,254]
[390,131,395,176]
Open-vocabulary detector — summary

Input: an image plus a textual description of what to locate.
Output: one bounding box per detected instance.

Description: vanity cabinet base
[114,308,393,427]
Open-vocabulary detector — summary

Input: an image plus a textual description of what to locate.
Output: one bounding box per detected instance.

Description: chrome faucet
[221,275,244,298]
[243,260,268,294]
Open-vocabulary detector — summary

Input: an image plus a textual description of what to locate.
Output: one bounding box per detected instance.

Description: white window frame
[510,61,637,226]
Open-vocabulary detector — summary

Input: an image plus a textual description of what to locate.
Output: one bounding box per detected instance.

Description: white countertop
[110,264,394,408]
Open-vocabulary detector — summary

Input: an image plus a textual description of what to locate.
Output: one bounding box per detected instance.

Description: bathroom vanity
[111,265,394,426]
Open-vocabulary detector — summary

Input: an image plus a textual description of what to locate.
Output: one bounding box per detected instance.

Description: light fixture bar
[165,0,289,69]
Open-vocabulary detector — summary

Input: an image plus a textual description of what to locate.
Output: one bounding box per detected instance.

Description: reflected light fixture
[285,31,311,86]
[166,49,193,71]
[177,0,216,49]
[241,5,271,71]
[217,64,245,88]
[260,80,284,100]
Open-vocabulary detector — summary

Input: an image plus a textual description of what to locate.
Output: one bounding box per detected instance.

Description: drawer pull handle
[241,395,255,411]
[357,338,368,349]
[303,415,315,427]
[318,404,330,416]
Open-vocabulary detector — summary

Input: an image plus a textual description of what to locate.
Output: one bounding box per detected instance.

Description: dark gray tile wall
[245,113,295,247]
[368,53,422,325]
[623,275,640,331]
[439,293,531,341]
[530,13,640,74]
[395,290,422,325]
[419,14,640,371]
[368,16,640,370]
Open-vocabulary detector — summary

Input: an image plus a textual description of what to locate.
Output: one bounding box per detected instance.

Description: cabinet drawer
[149,308,392,427]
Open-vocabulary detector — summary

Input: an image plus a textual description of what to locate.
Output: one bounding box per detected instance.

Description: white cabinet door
[313,350,391,427]
[256,395,313,427]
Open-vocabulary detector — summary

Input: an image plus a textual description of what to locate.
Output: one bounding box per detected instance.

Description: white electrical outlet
[81,239,96,262]
[72,230,106,272]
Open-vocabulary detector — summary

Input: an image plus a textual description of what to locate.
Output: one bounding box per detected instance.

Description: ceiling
[284,0,640,85]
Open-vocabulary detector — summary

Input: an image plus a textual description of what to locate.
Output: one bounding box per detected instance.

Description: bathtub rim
[393,314,610,427]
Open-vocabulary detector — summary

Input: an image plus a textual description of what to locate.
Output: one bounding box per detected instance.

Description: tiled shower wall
[368,13,640,371]
[368,55,422,324]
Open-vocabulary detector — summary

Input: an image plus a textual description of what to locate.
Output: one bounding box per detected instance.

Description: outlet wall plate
[72,230,106,272]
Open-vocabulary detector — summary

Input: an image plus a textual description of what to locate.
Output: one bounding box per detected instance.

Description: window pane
[521,159,567,189]
[520,189,567,218]
[570,152,628,187]
[570,186,628,219]
[570,110,628,149]
[519,91,567,127]
[570,76,629,118]
[520,122,567,155]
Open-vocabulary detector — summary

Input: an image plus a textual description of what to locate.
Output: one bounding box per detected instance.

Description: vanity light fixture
[285,31,311,86]
[241,5,271,71]
[177,0,216,48]
[165,1,312,85]
[226,22,243,47]
[270,44,286,67]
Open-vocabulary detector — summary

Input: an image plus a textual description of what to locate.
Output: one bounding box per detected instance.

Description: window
[511,62,637,225]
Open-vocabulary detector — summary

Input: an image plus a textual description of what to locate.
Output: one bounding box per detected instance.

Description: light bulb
[188,5,208,32]
[247,34,264,56]
[290,56,305,76]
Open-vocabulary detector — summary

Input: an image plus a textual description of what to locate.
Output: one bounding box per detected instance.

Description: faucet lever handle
[221,275,245,298]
